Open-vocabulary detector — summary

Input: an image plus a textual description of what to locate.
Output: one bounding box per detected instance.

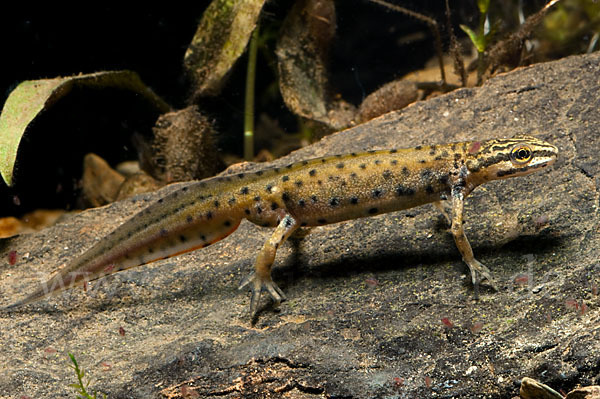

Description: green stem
[476,9,488,85]
[244,24,259,161]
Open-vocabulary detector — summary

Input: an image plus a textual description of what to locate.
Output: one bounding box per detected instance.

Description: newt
[4,136,558,317]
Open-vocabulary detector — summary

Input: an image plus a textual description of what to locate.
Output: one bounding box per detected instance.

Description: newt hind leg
[239,214,299,317]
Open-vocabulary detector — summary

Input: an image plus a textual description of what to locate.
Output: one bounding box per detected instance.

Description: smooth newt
[5,136,558,316]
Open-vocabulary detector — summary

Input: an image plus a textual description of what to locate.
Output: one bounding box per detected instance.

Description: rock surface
[1,52,599,398]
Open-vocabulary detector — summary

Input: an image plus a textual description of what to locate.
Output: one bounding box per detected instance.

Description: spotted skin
[5,136,558,317]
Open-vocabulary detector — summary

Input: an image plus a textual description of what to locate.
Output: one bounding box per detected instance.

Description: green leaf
[0,71,171,186]
[477,0,490,14]
[460,24,486,53]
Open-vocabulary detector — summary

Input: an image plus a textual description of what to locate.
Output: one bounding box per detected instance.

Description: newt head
[465,135,558,183]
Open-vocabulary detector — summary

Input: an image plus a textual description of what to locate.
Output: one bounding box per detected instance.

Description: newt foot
[239,272,287,317]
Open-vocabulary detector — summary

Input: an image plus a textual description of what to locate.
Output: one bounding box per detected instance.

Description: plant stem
[244,24,259,161]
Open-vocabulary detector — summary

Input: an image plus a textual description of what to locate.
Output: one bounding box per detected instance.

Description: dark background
[2,1,548,216]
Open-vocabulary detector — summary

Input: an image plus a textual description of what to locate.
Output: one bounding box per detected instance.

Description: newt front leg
[239,214,299,317]
[450,186,498,292]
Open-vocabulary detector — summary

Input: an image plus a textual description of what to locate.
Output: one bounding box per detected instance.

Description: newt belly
[5,136,558,317]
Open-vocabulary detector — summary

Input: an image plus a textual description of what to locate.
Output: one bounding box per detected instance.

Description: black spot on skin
[256,206,263,214]
[148,247,154,254]
[266,184,273,193]
[160,228,168,237]
[318,218,327,224]
[158,198,164,204]
[321,159,327,163]
[421,169,433,180]
[419,159,426,164]
[186,215,193,223]
[206,211,213,219]
[295,180,303,187]
[396,185,415,196]
[298,199,306,207]
[391,160,398,166]
[368,208,378,214]
[434,155,443,161]
[282,175,290,182]
[302,160,309,165]
[454,153,462,160]
[240,187,249,195]
[351,152,358,157]
[374,160,382,165]
[328,175,335,181]
[287,163,294,169]
[372,189,383,198]
[359,163,367,169]
[284,218,293,227]
[336,163,345,169]
[309,169,317,176]
[350,172,357,178]
[224,221,231,227]
[402,167,410,176]
[214,200,220,208]
[301,222,307,226]
[237,173,245,178]
[350,196,359,204]
[201,235,206,241]
[254,196,261,201]
[317,180,323,185]
[256,171,264,176]
[179,235,187,243]
[415,145,422,150]
[228,197,236,205]
[368,150,376,154]
[383,170,392,179]
[245,209,251,215]
[182,186,188,192]
[311,195,318,203]
[282,192,290,202]
[329,197,340,206]
[390,149,397,153]
[336,154,343,158]
[426,185,434,194]
[271,202,279,210]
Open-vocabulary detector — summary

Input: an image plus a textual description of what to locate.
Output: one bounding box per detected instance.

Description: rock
[1,52,599,398]
[520,377,562,399]
[566,386,600,399]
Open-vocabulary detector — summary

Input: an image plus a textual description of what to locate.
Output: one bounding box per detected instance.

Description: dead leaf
[0,71,170,187]
[184,0,267,97]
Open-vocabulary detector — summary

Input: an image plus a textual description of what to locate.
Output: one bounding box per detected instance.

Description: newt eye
[510,145,533,165]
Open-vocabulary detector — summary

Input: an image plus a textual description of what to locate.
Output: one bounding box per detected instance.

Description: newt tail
[4,135,558,317]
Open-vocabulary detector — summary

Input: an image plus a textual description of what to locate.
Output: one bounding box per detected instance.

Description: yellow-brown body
[6,136,558,317]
